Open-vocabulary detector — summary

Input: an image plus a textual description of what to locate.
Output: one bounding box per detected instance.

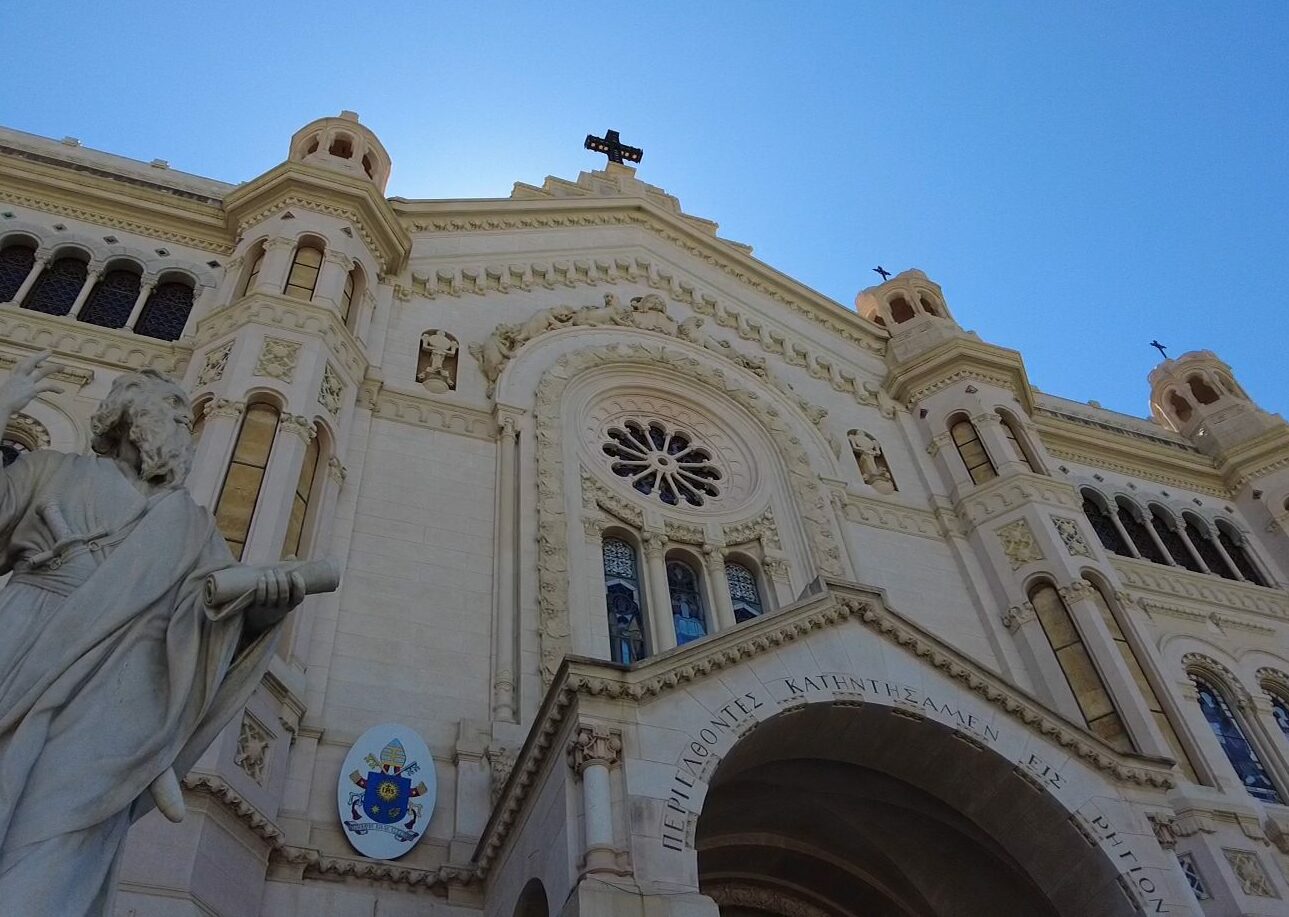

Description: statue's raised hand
[0,350,64,414]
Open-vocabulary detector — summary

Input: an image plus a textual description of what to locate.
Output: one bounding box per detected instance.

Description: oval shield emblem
[337,723,436,859]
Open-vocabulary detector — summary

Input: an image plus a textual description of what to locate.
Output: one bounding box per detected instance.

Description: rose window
[602,419,722,507]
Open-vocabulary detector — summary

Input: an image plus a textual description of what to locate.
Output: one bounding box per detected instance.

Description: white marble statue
[0,353,314,916]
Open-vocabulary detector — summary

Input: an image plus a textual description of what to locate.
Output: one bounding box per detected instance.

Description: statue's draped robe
[0,451,281,915]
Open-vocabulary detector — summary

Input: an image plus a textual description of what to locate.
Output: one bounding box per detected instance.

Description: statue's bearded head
[90,371,195,487]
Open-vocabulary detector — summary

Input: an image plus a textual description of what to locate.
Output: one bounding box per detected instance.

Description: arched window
[135,279,195,341]
[341,265,364,325]
[240,245,266,297]
[1082,491,1130,557]
[1183,514,1237,580]
[283,243,324,301]
[0,241,36,302]
[213,402,280,560]
[1028,582,1132,751]
[1267,690,1289,742]
[1116,497,1165,563]
[282,434,321,559]
[602,538,646,664]
[997,413,1039,473]
[889,295,914,323]
[949,418,996,485]
[726,561,764,623]
[918,294,940,317]
[1188,375,1220,405]
[1150,506,1202,572]
[329,134,354,158]
[1168,391,1193,423]
[1217,521,1267,586]
[1085,582,1200,782]
[1192,675,1281,803]
[667,558,708,645]
[22,255,87,315]
[78,266,141,328]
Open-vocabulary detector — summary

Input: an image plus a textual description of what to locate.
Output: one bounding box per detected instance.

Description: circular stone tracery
[602,419,722,507]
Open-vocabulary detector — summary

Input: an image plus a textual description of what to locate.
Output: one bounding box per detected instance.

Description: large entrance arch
[696,703,1140,917]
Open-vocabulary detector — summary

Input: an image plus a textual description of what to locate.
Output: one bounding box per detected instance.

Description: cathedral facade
[1,112,1288,916]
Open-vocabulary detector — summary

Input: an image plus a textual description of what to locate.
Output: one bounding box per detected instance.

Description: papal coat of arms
[337,724,436,859]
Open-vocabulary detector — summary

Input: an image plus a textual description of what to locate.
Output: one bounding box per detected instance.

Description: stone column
[1210,536,1244,581]
[973,412,1026,476]
[66,262,103,319]
[255,238,297,295]
[1173,521,1210,573]
[764,551,794,607]
[8,250,49,305]
[492,415,518,722]
[1108,508,1139,558]
[314,250,354,314]
[567,724,623,875]
[241,414,312,563]
[643,533,676,652]
[186,398,244,509]
[704,543,738,632]
[829,489,861,580]
[123,275,157,330]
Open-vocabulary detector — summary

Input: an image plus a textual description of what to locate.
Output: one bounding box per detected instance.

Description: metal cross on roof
[584,129,643,165]
[873,266,892,281]
[1150,340,1169,360]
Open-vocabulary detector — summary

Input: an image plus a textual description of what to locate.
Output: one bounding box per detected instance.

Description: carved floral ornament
[996,518,1044,570]
[533,342,843,684]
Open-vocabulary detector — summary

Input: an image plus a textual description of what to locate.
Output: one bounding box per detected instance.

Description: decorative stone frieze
[3,412,50,449]
[318,362,344,415]
[233,712,271,785]
[195,295,368,382]
[204,397,245,419]
[955,475,1081,528]
[996,519,1044,570]
[1223,849,1277,897]
[566,724,622,774]
[580,470,644,528]
[1001,602,1035,632]
[487,745,515,804]
[197,341,234,387]
[254,337,301,382]
[1113,556,1289,620]
[837,491,943,541]
[1052,515,1093,557]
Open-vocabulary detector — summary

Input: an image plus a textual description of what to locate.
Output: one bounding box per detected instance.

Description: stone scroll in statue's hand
[205,557,341,631]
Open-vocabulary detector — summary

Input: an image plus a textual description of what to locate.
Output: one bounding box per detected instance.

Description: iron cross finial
[1150,340,1169,360]
[873,266,892,281]
[584,129,643,165]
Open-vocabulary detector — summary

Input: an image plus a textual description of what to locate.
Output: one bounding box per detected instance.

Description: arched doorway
[696,704,1138,917]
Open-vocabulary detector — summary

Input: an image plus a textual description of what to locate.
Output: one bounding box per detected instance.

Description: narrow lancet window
[667,559,708,645]
[602,538,646,664]
[1192,676,1281,804]
[950,419,996,485]
[726,561,764,623]
[213,402,279,560]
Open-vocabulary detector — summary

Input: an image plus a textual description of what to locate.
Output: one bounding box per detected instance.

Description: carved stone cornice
[472,580,1177,878]
[954,473,1081,529]
[394,200,886,355]
[567,724,623,773]
[1112,556,1289,621]
[884,335,1035,414]
[532,342,842,684]
[0,309,183,376]
[194,293,368,382]
[181,773,283,845]
[372,387,495,440]
[837,491,943,541]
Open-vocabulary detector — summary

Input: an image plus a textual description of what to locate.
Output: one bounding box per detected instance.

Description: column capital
[498,415,519,440]
[642,532,667,557]
[279,413,316,443]
[567,724,623,774]
[204,397,246,420]
[1057,580,1094,605]
[323,249,354,270]
[33,248,53,263]
[263,236,297,253]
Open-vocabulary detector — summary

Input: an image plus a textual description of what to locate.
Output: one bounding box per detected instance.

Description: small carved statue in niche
[849,429,896,494]
[417,329,460,393]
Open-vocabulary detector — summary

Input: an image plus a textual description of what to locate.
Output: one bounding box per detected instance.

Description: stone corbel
[205,397,246,419]
[278,414,315,444]
[1001,601,1035,633]
[1056,580,1094,605]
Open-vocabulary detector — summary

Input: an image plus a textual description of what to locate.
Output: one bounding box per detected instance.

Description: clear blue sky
[4,2,1286,418]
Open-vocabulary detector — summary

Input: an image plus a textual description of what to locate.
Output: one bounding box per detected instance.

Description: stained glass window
[1193,676,1281,804]
[668,560,708,645]
[1268,692,1289,742]
[78,268,141,328]
[22,256,86,316]
[1177,853,1210,901]
[283,244,323,300]
[603,538,646,664]
[1184,515,1237,580]
[726,561,763,623]
[1151,507,1203,573]
[602,420,721,507]
[1218,523,1266,586]
[1082,493,1130,557]
[950,419,996,485]
[134,281,195,341]
[0,242,36,303]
